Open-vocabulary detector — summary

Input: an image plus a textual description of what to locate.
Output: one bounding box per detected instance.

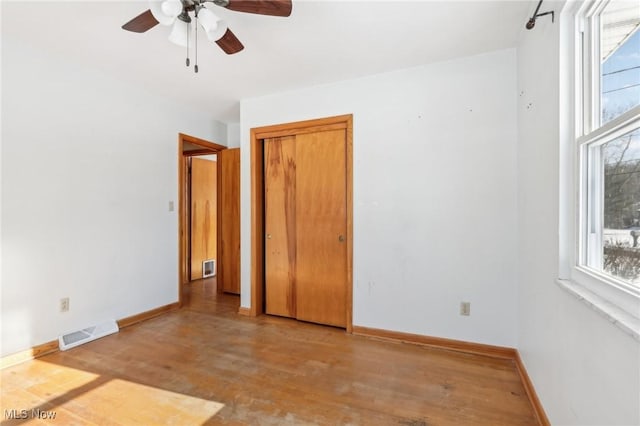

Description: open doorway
[178,133,240,306]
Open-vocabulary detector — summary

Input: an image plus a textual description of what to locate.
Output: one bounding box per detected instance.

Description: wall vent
[203,259,216,278]
[59,319,119,351]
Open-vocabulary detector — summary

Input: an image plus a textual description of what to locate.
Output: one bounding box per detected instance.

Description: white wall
[210,122,228,147]
[226,123,240,148]
[516,8,640,425]
[1,36,220,356]
[240,49,519,347]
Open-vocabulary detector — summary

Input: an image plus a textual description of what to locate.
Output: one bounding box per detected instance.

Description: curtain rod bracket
[526,0,555,30]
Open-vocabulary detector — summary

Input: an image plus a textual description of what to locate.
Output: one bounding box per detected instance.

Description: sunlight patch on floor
[65,379,225,425]
[1,361,224,425]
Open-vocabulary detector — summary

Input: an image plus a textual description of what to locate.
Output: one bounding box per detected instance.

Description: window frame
[578,111,640,297]
[560,0,640,339]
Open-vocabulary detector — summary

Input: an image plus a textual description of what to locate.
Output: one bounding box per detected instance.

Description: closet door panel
[264,136,297,318]
[219,148,241,294]
[295,129,347,327]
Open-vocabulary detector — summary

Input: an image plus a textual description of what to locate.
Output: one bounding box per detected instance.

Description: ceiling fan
[122,0,292,58]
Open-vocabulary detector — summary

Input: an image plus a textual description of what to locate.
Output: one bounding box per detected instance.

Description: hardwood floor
[0,278,537,425]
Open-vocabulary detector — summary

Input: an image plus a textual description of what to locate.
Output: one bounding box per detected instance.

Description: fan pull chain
[194,17,199,73]
[186,22,190,67]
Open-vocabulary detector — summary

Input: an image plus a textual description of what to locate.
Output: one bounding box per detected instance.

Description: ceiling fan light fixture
[161,0,183,18]
[168,19,192,47]
[150,0,180,26]
[122,0,292,59]
[205,19,228,42]
[198,8,220,33]
[177,10,192,23]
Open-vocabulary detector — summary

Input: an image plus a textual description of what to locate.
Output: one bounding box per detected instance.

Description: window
[578,0,640,295]
[600,1,640,124]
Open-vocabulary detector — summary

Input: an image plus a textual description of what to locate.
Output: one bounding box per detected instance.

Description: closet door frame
[249,114,353,332]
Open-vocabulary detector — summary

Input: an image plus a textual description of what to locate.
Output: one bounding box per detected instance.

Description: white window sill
[556,279,640,342]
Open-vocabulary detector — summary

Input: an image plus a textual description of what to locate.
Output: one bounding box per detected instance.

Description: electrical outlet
[60,297,70,313]
[460,302,470,316]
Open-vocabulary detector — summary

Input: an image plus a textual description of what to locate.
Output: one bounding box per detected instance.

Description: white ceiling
[2,1,535,123]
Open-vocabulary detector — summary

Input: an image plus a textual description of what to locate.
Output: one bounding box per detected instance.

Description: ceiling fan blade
[223,0,292,17]
[122,10,159,33]
[216,28,245,54]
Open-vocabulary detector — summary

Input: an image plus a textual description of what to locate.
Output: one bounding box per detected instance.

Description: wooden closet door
[190,158,217,281]
[219,148,240,294]
[264,136,297,318]
[295,129,348,327]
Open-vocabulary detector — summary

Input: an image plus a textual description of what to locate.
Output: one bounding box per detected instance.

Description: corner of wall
[226,123,240,148]
[211,120,229,146]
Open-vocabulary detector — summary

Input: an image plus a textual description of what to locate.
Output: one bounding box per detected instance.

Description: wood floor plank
[0,278,537,425]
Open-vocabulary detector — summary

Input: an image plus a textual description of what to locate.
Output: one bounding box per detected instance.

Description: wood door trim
[250,115,354,332]
[345,118,353,333]
[216,152,223,293]
[250,130,265,316]
[184,149,221,157]
[179,133,227,151]
[252,115,351,139]
[255,122,348,139]
[178,133,226,307]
